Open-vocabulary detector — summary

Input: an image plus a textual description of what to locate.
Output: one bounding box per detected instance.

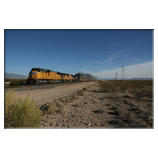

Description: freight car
[74,73,93,82]
[27,67,74,84]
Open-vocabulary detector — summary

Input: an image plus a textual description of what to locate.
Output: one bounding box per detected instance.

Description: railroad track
[5,82,64,88]
[4,81,86,91]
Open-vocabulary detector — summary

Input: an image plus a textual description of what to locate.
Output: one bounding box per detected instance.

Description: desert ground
[36,81,153,128]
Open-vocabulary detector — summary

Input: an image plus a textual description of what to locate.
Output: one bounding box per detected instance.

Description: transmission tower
[122,65,125,80]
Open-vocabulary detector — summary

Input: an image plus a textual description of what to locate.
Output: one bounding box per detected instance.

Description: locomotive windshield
[31,68,41,72]
[31,68,54,72]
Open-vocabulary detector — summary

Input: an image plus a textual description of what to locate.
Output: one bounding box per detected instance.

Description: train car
[56,72,74,82]
[27,67,74,84]
[63,74,74,82]
[74,73,86,82]
[74,73,93,82]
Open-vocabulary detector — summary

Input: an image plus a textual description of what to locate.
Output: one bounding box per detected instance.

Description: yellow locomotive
[27,68,74,84]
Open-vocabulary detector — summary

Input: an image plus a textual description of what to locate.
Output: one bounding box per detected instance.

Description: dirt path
[15,82,96,106]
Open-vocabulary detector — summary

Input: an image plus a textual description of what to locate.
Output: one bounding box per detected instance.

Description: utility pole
[122,65,125,80]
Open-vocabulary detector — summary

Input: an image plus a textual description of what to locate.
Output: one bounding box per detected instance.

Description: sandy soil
[14,82,96,106]
[40,82,153,128]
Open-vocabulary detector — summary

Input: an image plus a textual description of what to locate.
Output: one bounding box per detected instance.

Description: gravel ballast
[5,82,86,92]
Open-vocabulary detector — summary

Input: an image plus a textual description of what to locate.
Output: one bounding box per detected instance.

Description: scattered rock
[92,109,105,114]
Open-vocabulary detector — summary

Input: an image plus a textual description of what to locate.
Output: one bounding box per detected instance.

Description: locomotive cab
[29,68,40,79]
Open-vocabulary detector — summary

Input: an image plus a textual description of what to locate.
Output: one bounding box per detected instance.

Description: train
[27,67,93,85]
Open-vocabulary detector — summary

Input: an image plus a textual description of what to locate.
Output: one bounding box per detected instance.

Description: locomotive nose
[31,71,38,79]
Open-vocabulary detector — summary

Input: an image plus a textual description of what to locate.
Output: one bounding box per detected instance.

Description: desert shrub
[65,97,70,102]
[82,88,87,91]
[5,78,27,85]
[10,81,22,86]
[131,88,153,99]
[72,95,77,99]
[98,80,153,95]
[47,102,57,114]
[5,90,42,128]
[56,101,63,107]
[98,81,119,92]
[80,91,84,96]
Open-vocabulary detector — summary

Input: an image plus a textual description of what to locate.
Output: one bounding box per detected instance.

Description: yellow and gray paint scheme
[27,67,74,84]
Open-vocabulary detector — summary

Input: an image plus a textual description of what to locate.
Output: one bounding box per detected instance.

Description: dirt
[39,82,153,128]
[14,82,96,106]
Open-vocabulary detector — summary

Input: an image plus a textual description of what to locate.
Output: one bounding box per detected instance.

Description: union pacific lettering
[51,73,57,75]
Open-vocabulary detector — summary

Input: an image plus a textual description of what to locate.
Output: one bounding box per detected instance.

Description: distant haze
[93,61,153,79]
[5,73,28,79]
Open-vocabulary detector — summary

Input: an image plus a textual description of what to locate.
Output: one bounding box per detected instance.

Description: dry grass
[98,81,119,92]
[98,80,153,99]
[42,101,63,115]
[131,87,153,99]
[5,90,42,128]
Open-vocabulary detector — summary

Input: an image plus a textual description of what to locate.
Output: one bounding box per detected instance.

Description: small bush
[5,90,42,128]
[10,81,22,86]
[65,97,70,102]
[82,88,87,91]
[56,101,63,107]
[72,95,77,99]
[47,102,57,114]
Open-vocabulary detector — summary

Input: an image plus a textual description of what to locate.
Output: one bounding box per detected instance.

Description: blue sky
[5,29,153,79]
